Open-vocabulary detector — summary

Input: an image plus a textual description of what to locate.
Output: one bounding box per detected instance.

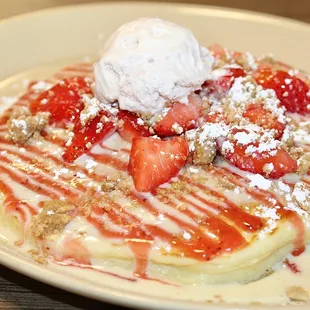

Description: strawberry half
[30,77,93,125]
[243,103,285,139]
[63,111,116,163]
[221,138,297,179]
[153,94,203,136]
[117,111,151,142]
[254,68,310,114]
[128,136,189,192]
[204,112,228,125]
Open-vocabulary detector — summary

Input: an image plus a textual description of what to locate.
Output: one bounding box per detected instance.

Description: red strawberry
[257,58,293,72]
[243,103,285,139]
[205,67,246,96]
[63,111,116,163]
[209,44,227,59]
[254,68,310,114]
[128,136,188,192]
[153,94,203,136]
[117,111,151,142]
[30,77,93,124]
[221,137,297,179]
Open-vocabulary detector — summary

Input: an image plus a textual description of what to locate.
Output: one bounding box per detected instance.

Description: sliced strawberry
[117,111,151,142]
[63,111,116,163]
[153,94,203,136]
[128,136,188,192]
[208,44,227,60]
[243,103,285,139]
[205,67,246,96]
[208,44,257,71]
[204,112,228,124]
[221,139,297,179]
[254,68,310,114]
[30,77,93,124]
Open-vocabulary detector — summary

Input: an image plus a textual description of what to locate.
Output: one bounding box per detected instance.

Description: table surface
[1,0,310,309]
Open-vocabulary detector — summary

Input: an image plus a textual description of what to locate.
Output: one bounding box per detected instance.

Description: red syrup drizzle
[180,175,264,232]
[214,166,306,256]
[0,132,170,283]
[51,236,137,282]
[284,258,301,274]
[0,62,307,282]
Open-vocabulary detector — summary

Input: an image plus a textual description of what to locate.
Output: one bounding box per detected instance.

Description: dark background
[1,0,309,309]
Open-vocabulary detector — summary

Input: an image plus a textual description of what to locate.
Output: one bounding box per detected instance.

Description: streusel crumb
[286,286,309,303]
[28,249,47,265]
[101,179,118,192]
[192,134,216,166]
[157,180,190,200]
[297,153,310,175]
[31,200,74,238]
[7,107,50,143]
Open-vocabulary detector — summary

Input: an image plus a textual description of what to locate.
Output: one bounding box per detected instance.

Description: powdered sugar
[172,122,184,134]
[198,122,230,142]
[31,81,53,92]
[80,95,102,126]
[255,204,280,239]
[278,181,291,193]
[234,130,259,145]
[65,132,75,147]
[85,158,98,170]
[221,141,234,154]
[227,77,286,124]
[247,174,272,190]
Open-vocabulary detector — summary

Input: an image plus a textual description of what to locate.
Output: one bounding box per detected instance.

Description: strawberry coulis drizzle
[0,63,307,282]
[284,258,301,274]
[214,166,306,256]
[180,175,264,232]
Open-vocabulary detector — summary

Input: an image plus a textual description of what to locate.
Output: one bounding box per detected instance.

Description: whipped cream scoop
[94,18,213,118]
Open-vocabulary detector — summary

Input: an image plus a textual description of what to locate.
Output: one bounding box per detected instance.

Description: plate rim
[1,2,310,309]
[1,0,310,32]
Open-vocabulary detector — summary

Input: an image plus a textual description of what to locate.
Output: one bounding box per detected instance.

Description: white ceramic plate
[1,3,310,309]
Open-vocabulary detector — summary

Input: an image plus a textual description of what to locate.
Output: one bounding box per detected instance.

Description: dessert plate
[1,2,310,309]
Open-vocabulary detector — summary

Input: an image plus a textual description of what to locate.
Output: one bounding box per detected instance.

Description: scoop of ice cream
[94,18,213,118]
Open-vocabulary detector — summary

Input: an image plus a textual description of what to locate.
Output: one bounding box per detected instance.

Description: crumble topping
[28,249,47,265]
[31,200,75,238]
[297,154,310,174]
[186,123,229,166]
[101,179,118,192]
[157,180,190,201]
[78,94,119,128]
[292,182,310,211]
[222,76,286,124]
[31,186,125,239]
[286,286,310,303]
[281,126,294,150]
[80,94,102,126]
[7,108,50,143]
[217,176,236,190]
[192,133,216,166]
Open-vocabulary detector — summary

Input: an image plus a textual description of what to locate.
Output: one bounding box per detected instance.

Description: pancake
[1,63,310,287]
